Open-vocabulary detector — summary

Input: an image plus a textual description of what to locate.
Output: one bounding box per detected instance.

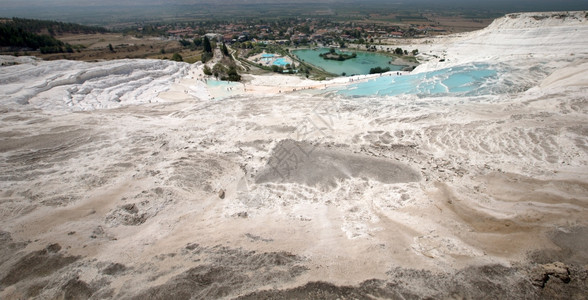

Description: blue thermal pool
[206,79,241,88]
[337,64,499,97]
[292,48,403,76]
[273,58,289,66]
[206,79,242,99]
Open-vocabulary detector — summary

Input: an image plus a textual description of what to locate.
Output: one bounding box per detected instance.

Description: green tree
[395,47,403,55]
[108,43,114,52]
[221,42,230,57]
[203,36,212,53]
[224,66,241,82]
[212,63,227,78]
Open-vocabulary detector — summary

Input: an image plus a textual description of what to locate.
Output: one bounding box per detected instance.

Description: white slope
[415,11,588,73]
[0,57,204,111]
[540,60,588,88]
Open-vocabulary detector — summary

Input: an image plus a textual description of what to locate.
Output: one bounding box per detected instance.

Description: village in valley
[2,8,493,79]
[112,15,474,78]
[158,17,448,46]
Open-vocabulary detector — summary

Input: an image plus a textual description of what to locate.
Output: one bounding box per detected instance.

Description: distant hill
[0,18,107,53]
[5,17,107,36]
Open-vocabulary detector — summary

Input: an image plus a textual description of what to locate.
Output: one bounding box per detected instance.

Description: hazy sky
[1,0,586,25]
[1,0,587,6]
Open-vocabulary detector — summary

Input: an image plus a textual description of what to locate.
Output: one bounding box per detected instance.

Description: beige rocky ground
[0,11,587,299]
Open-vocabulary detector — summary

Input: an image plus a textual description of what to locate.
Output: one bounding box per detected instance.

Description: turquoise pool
[206,79,241,88]
[292,48,403,76]
[206,79,242,99]
[337,64,498,97]
[273,58,289,66]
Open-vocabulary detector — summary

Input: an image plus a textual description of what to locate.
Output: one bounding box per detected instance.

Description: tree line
[0,23,67,53]
[0,18,108,54]
[7,18,107,36]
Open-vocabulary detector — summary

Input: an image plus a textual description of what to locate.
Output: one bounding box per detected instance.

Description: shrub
[369,66,390,74]
[201,52,213,63]
[171,53,183,62]
[203,65,212,75]
[179,39,192,47]
[223,66,241,82]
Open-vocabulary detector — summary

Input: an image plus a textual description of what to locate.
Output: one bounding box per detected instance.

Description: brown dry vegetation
[355,13,493,34]
[9,33,203,63]
[426,14,494,33]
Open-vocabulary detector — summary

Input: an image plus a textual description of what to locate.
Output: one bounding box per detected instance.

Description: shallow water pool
[206,79,241,88]
[273,58,289,66]
[338,64,498,97]
[206,79,242,99]
[292,48,403,76]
